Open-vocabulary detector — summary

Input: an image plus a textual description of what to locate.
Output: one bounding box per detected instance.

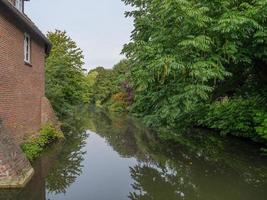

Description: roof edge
[0,0,52,54]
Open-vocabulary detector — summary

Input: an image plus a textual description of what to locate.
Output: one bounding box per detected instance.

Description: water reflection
[0,106,266,200]
[46,107,90,195]
[0,106,90,200]
[86,107,267,200]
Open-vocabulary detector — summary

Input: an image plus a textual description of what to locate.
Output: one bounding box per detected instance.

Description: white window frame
[24,33,31,64]
[15,0,23,12]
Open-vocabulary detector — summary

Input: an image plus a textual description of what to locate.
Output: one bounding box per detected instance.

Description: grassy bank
[21,124,64,161]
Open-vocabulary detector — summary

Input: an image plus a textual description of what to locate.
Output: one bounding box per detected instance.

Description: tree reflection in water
[128,164,196,200]
[45,134,87,194]
[87,107,267,200]
[0,106,266,200]
[46,106,90,194]
[0,106,90,200]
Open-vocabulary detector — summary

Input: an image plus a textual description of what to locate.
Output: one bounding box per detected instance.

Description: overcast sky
[25,0,133,71]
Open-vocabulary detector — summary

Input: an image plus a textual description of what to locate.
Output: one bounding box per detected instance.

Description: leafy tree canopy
[122,0,267,128]
[46,30,89,117]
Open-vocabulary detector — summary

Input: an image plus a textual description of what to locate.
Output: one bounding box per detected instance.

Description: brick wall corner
[41,97,60,129]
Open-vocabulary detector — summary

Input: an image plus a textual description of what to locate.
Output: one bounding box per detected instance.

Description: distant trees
[88,67,115,105]
[45,30,89,117]
[87,59,133,112]
[45,31,132,115]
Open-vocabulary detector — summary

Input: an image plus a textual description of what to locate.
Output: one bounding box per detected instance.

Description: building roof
[0,0,51,54]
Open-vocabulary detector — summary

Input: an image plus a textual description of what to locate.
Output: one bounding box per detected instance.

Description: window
[15,0,23,12]
[24,33,31,63]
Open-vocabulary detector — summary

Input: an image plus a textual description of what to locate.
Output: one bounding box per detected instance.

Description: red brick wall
[0,121,33,186]
[0,12,46,144]
[41,97,59,128]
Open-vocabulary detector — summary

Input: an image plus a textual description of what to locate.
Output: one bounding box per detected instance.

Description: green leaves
[122,0,224,127]
[45,30,89,117]
[122,0,267,133]
[178,35,213,52]
[198,97,267,142]
[87,60,133,112]
[22,124,63,161]
[254,111,267,140]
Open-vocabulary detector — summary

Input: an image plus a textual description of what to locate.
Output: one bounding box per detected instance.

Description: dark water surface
[1,107,267,200]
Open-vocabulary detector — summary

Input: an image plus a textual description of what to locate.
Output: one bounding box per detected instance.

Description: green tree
[45,30,89,117]
[87,60,133,111]
[122,0,267,130]
[88,67,114,105]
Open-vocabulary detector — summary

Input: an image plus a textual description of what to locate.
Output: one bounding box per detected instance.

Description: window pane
[15,0,23,12]
[24,34,31,63]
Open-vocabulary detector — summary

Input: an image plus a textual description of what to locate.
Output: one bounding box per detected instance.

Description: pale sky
[25,0,133,71]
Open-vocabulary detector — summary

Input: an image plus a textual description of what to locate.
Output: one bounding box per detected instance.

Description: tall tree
[46,30,89,117]
[122,0,267,128]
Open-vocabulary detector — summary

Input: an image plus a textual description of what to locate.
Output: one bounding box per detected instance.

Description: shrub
[107,101,127,113]
[199,98,253,137]
[254,111,267,140]
[112,92,128,103]
[21,124,64,161]
[198,97,267,141]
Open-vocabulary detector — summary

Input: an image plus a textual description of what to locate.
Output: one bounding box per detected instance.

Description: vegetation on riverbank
[85,0,267,149]
[121,0,267,137]
[198,97,267,142]
[44,1,267,150]
[21,124,64,161]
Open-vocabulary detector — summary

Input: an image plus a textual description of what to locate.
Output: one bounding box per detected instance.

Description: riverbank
[21,124,64,162]
[95,103,267,154]
[87,60,267,151]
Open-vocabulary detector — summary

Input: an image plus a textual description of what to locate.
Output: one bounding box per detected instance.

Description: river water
[0,107,267,200]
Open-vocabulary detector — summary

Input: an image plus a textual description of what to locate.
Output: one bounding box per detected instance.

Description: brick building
[0,0,56,187]
[0,0,54,144]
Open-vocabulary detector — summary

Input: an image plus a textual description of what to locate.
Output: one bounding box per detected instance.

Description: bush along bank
[195,97,267,153]
[197,97,267,141]
[21,124,64,162]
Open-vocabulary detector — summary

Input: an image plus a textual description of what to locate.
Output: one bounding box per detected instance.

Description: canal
[0,107,267,200]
